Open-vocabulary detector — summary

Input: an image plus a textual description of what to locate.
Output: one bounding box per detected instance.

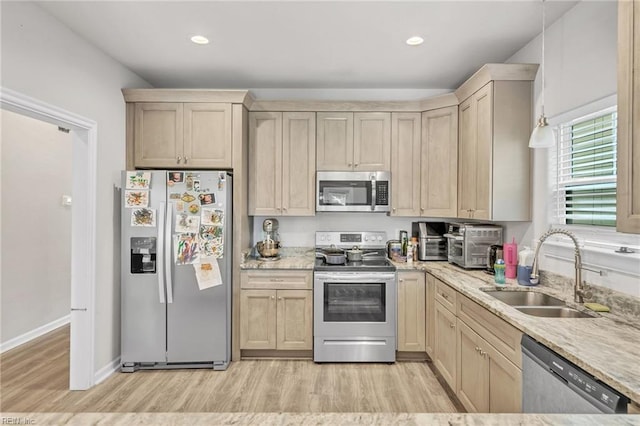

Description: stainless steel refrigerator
[120,170,232,372]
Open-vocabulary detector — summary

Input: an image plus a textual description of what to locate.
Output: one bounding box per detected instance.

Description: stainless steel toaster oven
[444,222,503,269]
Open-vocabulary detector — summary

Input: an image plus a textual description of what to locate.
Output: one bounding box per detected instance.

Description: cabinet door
[276,290,313,350]
[134,103,183,168]
[421,107,458,217]
[425,273,436,357]
[457,97,476,218]
[391,113,421,216]
[183,103,232,168]
[397,272,426,352]
[486,340,522,413]
[434,301,457,391]
[248,112,283,215]
[354,112,391,171]
[240,289,277,349]
[317,112,353,170]
[473,83,493,220]
[617,0,640,233]
[457,320,489,413]
[282,112,316,216]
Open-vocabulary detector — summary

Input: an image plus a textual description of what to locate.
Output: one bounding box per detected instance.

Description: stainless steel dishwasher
[522,335,628,414]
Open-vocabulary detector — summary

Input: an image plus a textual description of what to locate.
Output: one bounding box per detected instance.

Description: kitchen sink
[482,290,566,307]
[515,306,597,318]
[481,289,598,319]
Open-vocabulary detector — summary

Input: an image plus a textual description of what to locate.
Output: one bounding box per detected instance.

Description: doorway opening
[1,87,97,390]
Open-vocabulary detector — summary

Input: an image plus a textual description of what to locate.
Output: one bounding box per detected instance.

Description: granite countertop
[240,247,316,270]
[395,260,640,404]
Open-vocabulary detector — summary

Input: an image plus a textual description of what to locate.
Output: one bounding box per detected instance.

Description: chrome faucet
[530,228,590,303]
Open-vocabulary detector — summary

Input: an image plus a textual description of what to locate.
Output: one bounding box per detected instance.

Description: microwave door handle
[370,175,376,211]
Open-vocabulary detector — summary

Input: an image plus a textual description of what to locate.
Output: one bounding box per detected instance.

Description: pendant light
[529,0,555,148]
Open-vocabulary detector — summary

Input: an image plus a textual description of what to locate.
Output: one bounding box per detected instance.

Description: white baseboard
[0,315,71,353]
[95,357,121,385]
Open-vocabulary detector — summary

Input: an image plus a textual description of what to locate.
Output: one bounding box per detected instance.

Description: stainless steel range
[313,231,397,363]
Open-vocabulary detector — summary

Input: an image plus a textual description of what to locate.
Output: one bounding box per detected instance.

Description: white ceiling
[36,1,579,94]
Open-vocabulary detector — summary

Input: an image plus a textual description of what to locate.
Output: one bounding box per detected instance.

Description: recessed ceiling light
[190,35,209,45]
[406,36,424,46]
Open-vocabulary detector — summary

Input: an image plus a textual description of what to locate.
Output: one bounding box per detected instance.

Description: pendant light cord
[541,0,546,118]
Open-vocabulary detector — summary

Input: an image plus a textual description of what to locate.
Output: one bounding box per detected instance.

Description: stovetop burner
[314,231,396,272]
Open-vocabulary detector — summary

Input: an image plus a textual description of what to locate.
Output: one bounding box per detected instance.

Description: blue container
[517,265,536,286]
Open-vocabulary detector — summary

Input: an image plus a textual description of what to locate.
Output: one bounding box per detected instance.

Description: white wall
[507,0,640,297]
[1,2,151,368]
[1,110,72,342]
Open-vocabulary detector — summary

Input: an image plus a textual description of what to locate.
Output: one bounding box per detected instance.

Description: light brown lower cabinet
[397,272,426,352]
[457,320,521,413]
[431,277,522,413]
[434,300,457,390]
[425,273,436,357]
[240,271,313,351]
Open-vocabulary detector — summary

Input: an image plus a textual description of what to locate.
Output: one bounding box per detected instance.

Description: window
[552,106,617,227]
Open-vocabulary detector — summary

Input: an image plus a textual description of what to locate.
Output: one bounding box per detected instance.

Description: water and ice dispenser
[130,237,156,274]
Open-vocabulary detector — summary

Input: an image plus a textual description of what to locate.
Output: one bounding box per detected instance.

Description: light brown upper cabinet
[391,108,458,217]
[390,112,422,216]
[421,107,459,217]
[317,112,391,171]
[617,0,640,233]
[133,102,232,168]
[248,111,316,216]
[457,81,532,221]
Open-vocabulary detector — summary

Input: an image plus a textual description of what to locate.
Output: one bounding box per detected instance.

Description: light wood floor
[1,326,461,413]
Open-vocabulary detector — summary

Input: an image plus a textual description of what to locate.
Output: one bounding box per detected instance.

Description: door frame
[1,87,97,390]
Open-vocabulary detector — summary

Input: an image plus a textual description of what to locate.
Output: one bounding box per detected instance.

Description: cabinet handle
[399,279,404,282]
[348,163,352,167]
[184,157,188,164]
[283,207,288,212]
[177,156,182,164]
[420,208,425,213]
[354,163,359,167]
[271,296,275,300]
[392,208,396,213]
[475,346,480,352]
[449,323,455,328]
[441,293,449,299]
[278,297,282,300]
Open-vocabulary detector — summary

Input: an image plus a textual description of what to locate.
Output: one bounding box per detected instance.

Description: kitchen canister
[503,238,518,279]
[517,246,535,286]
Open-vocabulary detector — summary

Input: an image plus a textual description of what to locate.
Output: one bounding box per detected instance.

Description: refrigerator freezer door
[121,170,168,364]
[166,171,231,364]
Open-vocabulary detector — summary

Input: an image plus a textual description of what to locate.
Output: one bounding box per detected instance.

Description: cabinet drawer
[457,294,522,368]
[435,279,457,313]
[241,270,312,290]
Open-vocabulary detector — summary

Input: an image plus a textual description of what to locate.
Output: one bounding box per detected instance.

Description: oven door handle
[314,273,396,283]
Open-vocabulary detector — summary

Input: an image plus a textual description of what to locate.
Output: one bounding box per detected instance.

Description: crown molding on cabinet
[122,88,255,107]
[454,63,539,103]
[249,93,458,112]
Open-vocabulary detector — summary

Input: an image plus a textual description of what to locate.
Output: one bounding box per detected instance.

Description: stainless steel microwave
[316,171,390,212]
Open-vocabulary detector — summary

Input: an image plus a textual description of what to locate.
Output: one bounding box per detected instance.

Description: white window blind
[552,107,617,227]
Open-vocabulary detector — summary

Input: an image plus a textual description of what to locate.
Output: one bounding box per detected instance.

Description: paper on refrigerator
[193,257,223,290]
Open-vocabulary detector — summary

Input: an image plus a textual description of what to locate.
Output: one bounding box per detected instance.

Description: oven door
[313,271,396,362]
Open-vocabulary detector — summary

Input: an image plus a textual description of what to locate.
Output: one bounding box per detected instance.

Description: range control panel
[315,231,387,249]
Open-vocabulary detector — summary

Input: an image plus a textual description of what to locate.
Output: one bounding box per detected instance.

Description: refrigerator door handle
[165,202,174,304]
[157,202,166,304]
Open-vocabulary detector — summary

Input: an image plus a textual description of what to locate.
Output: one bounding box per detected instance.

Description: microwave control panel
[375,181,389,205]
